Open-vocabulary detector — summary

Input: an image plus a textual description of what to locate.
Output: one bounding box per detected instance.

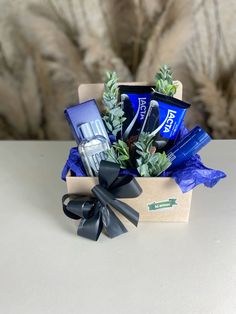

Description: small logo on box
[148,198,177,211]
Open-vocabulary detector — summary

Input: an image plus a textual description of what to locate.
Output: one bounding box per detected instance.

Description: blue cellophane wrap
[61,147,86,178]
[61,124,226,193]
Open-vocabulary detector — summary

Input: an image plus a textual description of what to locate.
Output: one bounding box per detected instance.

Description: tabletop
[0,140,235,314]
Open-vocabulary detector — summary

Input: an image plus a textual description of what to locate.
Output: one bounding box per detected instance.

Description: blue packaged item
[119,85,152,140]
[142,92,191,150]
[64,99,109,144]
[167,126,212,170]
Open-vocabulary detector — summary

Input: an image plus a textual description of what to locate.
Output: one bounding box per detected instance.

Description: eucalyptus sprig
[106,140,131,169]
[153,64,177,97]
[102,71,126,137]
[106,133,171,175]
[135,132,171,177]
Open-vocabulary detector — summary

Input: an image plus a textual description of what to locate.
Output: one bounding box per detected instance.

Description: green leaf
[105,121,113,131]
[135,133,172,177]
[102,70,126,137]
[134,142,143,151]
[106,140,131,169]
[153,65,177,96]
[118,155,129,161]
[139,164,149,177]
[112,119,121,127]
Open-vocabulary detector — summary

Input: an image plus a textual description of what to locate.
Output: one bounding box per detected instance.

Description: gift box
[65,81,193,222]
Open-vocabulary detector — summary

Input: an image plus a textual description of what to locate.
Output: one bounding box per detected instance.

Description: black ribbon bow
[62,160,142,241]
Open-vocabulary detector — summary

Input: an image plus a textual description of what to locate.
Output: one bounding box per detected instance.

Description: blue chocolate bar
[119,85,152,140]
[139,93,191,150]
[149,93,190,143]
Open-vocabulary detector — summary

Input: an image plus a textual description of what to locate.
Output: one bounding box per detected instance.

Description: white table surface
[0,140,235,314]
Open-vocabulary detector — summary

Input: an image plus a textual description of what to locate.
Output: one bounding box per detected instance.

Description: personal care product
[64,100,109,144]
[78,122,110,176]
[143,92,191,150]
[167,126,211,170]
[119,85,152,140]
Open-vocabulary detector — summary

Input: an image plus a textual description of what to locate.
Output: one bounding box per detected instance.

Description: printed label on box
[148,198,177,211]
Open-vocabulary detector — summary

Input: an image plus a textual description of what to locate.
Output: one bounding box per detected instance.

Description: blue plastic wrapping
[61,124,226,192]
[61,147,86,180]
[162,153,226,192]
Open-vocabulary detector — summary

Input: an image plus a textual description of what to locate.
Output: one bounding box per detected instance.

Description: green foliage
[102,67,176,176]
[102,71,118,109]
[106,140,130,169]
[102,71,126,136]
[135,132,172,177]
[153,64,177,97]
[106,133,171,176]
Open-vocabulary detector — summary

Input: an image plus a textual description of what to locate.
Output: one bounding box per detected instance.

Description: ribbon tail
[111,198,139,226]
[77,210,103,241]
[92,185,139,227]
[101,205,127,238]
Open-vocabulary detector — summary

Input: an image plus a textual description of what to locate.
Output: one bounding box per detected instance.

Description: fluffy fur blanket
[0,0,235,139]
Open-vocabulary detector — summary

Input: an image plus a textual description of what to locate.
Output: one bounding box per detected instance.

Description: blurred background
[0,0,235,140]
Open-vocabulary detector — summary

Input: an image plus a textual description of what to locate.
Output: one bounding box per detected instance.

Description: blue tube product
[167,126,212,170]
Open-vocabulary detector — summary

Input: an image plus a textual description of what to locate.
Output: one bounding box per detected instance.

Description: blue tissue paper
[61,147,86,180]
[161,124,226,192]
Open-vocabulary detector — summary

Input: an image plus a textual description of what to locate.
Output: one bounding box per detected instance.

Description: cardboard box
[65,81,192,222]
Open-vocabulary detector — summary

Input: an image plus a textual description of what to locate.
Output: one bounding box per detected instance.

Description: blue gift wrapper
[61,124,226,193]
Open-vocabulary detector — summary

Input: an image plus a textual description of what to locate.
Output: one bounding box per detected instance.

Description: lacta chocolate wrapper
[141,92,191,150]
[119,85,153,140]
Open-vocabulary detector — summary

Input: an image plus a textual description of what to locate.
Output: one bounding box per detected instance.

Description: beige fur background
[0,0,235,139]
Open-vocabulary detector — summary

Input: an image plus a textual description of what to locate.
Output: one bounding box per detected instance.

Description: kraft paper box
[65,81,192,223]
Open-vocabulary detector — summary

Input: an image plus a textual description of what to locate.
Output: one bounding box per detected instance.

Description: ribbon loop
[77,206,103,241]
[98,160,120,188]
[109,176,142,198]
[67,199,95,219]
[62,161,142,241]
